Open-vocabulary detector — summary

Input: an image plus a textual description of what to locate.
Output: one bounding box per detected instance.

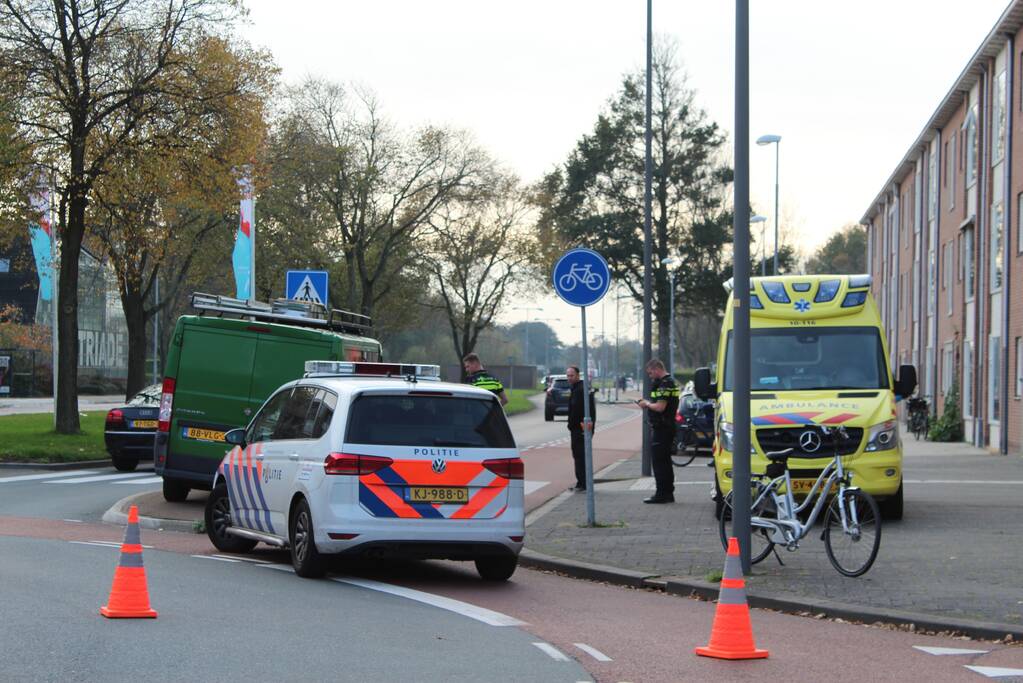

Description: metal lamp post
[751,215,767,276]
[756,134,781,274]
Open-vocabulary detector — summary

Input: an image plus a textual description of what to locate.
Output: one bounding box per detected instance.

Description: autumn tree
[805,224,867,275]
[0,0,239,432]
[535,43,733,361]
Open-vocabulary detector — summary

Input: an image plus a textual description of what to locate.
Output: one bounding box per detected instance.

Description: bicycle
[907,396,929,441]
[718,425,882,577]
[671,427,698,467]
[557,263,605,292]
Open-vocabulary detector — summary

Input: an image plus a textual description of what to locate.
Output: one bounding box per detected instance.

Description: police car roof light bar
[190,292,372,336]
[304,360,441,380]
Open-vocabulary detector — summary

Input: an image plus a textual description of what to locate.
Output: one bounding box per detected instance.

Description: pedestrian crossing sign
[286,270,329,306]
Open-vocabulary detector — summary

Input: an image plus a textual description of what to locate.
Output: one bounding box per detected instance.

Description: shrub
[927,381,964,442]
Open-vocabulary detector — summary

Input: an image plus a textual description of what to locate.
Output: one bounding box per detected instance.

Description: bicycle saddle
[765,448,794,462]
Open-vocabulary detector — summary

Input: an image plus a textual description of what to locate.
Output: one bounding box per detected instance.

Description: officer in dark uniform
[566,365,596,491]
[462,352,509,406]
[637,358,680,503]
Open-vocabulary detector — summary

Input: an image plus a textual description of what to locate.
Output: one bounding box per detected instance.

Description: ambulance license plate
[408,487,469,504]
[183,427,226,442]
[790,479,837,494]
[131,420,158,429]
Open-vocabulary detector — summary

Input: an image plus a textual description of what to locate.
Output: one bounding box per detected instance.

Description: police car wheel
[474,556,517,581]
[290,498,326,578]
[205,484,257,553]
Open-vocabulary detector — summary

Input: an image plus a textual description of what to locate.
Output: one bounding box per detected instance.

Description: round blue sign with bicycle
[552,248,611,307]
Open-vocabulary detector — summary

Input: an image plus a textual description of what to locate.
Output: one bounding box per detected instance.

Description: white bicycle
[558,263,605,292]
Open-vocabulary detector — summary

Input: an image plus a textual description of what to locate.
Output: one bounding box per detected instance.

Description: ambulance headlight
[719,421,755,454]
[865,420,898,452]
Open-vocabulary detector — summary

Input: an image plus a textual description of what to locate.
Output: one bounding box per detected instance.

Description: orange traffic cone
[695,537,768,660]
[100,505,157,618]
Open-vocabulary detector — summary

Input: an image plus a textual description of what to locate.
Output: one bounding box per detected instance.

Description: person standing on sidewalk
[637,358,680,504]
[462,353,508,406]
[566,365,595,491]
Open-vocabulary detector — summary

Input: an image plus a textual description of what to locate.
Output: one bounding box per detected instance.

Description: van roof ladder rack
[190,292,372,336]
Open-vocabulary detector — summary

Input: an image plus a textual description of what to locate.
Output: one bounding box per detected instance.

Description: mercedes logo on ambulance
[431,458,446,474]
[799,430,822,453]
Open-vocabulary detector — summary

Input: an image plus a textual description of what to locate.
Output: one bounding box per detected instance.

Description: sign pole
[581,305,595,526]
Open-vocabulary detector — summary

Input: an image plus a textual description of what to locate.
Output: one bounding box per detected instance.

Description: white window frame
[989,336,1001,424]
[1015,337,1022,399]
[964,226,976,302]
[994,70,1007,164]
[965,107,978,189]
[942,343,954,394]
[991,202,1004,292]
[949,132,957,209]
[963,341,974,418]
[944,243,953,316]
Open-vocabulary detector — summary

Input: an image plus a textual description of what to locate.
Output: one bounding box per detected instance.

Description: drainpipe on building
[933,132,943,415]
[1002,34,1014,456]
[977,64,990,450]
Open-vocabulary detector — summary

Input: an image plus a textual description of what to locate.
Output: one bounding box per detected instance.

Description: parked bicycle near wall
[719,425,882,577]
[907,396,929,441]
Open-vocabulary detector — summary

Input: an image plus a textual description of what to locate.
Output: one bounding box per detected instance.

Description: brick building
[862,2,1023,452]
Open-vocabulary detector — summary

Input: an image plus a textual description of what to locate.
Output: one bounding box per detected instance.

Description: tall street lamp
[756,134,781,274]
[663,256,680,376]
[750,215,767,276]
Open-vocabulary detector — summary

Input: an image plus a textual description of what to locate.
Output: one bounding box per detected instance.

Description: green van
[154,293,382,502]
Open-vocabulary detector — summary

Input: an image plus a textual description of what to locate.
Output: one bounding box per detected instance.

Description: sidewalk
[0,394,125,416]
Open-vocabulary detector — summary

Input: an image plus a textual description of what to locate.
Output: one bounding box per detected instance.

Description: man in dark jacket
[566,365,595,491]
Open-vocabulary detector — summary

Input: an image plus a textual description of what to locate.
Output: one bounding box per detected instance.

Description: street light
[663,256,680,376]
[535,317,561,375]
[756,134,781,274]
[750,215,767,276]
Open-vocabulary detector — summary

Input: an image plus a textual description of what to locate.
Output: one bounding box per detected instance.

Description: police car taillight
[158,377,175,433]
[324,453,393,475]
[482,458,524,480]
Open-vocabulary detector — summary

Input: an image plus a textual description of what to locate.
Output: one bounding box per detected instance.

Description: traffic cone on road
[695,537,768,660]
[100,505,157,619]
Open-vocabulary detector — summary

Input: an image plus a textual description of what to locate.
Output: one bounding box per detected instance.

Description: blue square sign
[286,270,329,306]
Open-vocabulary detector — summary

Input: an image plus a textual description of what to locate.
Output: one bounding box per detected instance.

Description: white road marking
[524,480,549,495]
[532,642,571,661]
[70,540,153,549]
[62,519,82,523]
[212,554,273,564]
[192,555,240,563]
[46,472,152,484]
[257,564,294,573]
[913,645,990,656]
[0,470,100,483]
[574,643,612,662]
[112,476,163,484]
[629,477,655,491]
[332,576,527,627]
[964,665,1023,677]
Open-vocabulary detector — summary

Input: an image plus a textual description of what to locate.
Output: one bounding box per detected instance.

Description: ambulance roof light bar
[304,360,441,381]
[191,292,372,336]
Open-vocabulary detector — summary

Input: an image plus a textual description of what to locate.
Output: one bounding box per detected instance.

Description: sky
[239,0,1013,349]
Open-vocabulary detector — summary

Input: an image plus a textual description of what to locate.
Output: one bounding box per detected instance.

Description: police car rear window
[345,395,515,448]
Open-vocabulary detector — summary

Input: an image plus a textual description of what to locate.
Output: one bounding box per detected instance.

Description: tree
[0,0,238,432]
[87,36,275,397]
[805,224,867,274]
[536,43,733,361]
[423,176,536,378]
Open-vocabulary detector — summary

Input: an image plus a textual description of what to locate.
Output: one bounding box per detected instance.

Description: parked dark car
[104,384,161,472]
[544,374,571,421]
[672,392,715,466]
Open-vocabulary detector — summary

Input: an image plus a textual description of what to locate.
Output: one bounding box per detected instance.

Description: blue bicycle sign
[552,248,611,307]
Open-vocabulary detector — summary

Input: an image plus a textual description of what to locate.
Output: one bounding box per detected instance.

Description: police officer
[462,353,509,406]
[637,358,680,503]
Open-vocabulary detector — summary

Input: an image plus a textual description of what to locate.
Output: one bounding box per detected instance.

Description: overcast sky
[240,0,1013,349]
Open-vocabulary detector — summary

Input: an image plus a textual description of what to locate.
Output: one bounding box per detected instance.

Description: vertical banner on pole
[553,248,611,526]
[233,170,255,300]
[27,181,54,321]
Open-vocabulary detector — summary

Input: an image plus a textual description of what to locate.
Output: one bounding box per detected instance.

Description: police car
[204,361,525,581]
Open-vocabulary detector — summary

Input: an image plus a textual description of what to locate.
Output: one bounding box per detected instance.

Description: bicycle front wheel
[671,430,697,467]
[718,489,775,565]
[824,488,881,577]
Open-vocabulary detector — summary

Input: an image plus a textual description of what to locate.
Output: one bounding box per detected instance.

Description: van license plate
[408,487,469,504]
[131,420,158,429]
[183,427,226,442]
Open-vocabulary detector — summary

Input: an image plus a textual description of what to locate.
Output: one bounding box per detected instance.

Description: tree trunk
[55,193,84,434]
[121,282,149,399]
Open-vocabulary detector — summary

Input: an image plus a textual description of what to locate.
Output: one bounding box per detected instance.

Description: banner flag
[27,182,54,303]
[232,171,255,300]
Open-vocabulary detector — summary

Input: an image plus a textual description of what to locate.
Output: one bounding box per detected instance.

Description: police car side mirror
[224,428,247,447]
[694,367,716,401]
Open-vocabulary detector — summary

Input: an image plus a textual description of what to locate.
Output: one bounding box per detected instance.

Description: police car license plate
[131,419,158,429]
[183,427,226,442]
[408,487,469,504]
[790,479,838,494]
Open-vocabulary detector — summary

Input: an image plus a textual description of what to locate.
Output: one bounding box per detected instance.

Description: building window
[965,107,978,188]
[963,341,974,418]
[991,202,1004,291]
[949,132,957,209]
[943,343,954,394]
[1016,337,1022,399]
[1018,192,1023,255]
[964,226,975,301]
[929,148,938,217]
[994,70,1007,164]
[989,336,1001,423]
[928,247,936,316]
[944,243,953,316]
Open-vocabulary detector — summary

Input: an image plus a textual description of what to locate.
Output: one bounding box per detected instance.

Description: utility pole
[641,0,654,477]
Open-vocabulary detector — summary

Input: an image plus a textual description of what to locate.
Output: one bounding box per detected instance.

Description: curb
[0,459,109,470]
[102,491,202,535]
[519,547,1023,642]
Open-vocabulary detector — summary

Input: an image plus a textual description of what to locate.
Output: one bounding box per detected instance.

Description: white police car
[204,361,525,580]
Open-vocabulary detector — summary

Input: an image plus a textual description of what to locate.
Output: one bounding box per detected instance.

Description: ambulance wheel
[879,482,904,521]
[162,477,190,502]
[205,484,257,553]
[290,498,326,578]
[475,555,518,581]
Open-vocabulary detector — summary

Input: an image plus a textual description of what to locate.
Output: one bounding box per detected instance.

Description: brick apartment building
[862,2,1023,453]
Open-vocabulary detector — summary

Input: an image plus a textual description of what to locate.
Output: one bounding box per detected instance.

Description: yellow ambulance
[694,274,916,520]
